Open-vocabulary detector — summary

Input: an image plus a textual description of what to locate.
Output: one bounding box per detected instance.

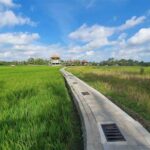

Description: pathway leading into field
[61,68,150,150]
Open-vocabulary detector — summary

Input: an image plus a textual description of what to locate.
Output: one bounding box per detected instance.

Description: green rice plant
[0,66,83,150]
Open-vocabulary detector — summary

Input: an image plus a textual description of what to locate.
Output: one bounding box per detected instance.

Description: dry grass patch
[68,66,150,131]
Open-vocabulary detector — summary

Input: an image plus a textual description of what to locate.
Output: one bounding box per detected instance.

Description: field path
[61,68,150,150]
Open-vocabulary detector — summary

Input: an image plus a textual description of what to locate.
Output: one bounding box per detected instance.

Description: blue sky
[0,0,150,61]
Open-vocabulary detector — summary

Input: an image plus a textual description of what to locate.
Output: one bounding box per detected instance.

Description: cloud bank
[0,0,35,28]
[0,0,149,62]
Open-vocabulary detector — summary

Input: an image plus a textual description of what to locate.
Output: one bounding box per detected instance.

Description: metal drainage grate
[81,92,90,95]
[73,82,77,84]
[101,123,126,142]
[68,75,72,77]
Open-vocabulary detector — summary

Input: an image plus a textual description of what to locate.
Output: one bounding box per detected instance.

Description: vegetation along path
[0,66,83,150]
[62,68,150,150]
[68,66,150,131]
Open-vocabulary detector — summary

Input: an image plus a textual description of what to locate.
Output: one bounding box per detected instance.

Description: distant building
[50,55,61,66]
[81,60,88,66]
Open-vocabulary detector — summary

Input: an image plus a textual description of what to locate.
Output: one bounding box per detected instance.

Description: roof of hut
[51,54,60,59]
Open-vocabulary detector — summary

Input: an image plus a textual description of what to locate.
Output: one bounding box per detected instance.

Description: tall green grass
[68,66,150,131]
[0,66,82,150]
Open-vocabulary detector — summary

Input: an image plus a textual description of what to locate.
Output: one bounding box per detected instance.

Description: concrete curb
[60,68,150,150]
[61,68,103,150]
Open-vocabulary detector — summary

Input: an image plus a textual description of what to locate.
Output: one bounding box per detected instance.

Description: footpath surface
[61,68,150,150]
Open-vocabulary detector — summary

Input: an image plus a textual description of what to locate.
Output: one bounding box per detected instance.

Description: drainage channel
[72,82,78,84]
[101,123,126,142]
[81,92,90,96]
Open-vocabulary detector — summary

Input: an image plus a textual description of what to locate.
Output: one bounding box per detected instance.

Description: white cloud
[118,33,127,40]
[0,0,16,7]
[69,24,114,53]
[0,15,149,61]
[0,43,65,61]
[0,32,40,45]
[111,28,150,60]
[0,0,35,28]
[0,51,11,57]
[69,16,146,43]
[112,45,150,60]
[86,51,94,56]
[68,45,82,53]
[68,15,147,58]
[128,28,150,45]
[118,16,146,31]
[0,32,66,61]
[0,10,36,27]
[69,24,113,42]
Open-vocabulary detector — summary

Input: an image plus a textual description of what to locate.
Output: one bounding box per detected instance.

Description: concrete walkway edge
[60,68,150,150]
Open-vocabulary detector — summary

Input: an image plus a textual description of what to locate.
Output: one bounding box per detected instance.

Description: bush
[140,68,144,75]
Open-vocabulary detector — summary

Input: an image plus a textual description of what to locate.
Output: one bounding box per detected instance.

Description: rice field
[68,66,150,131]
[0,66,82,150]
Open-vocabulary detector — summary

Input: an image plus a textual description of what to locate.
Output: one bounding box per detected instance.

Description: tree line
[98,58,150,66]
[0,58,49,66]
[0,57,150,66]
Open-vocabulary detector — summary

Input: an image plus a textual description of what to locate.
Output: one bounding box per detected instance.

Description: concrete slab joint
[60,68,150,150]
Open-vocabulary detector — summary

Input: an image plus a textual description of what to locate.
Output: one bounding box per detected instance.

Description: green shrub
[140,67,144,75]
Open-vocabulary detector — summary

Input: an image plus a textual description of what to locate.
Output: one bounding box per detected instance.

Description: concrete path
[61,68,150,150]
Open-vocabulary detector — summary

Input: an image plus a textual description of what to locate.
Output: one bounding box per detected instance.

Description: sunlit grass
[68,66,150,131]
[0,66,82,150]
